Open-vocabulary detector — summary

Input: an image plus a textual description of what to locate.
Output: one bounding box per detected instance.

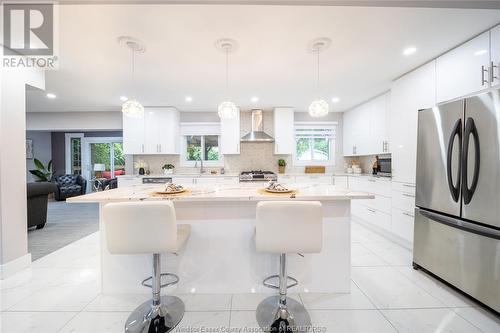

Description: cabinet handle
[481,65,489,86]
[367,179,376,182]
[491,61,498,83]
[402,184,415,188]
[402,211,414,218]
[402,193,415,198]
[142,144,144,153]
[367,208,376,213]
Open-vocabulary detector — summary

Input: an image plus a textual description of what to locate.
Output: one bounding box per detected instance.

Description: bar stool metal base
[125,295,185,333]
[256,296,311,333]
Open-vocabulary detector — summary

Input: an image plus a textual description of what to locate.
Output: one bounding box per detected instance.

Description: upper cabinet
[123,113,145,154]
[490,25,500,87]
[273,108,294,155]
[390,61,436,184]
[123,107,180,155]
[220,109,240,154]
[436,31,490,103]
[343,92,390,156]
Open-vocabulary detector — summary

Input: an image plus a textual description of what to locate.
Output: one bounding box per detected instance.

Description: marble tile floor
[1,223,499,333]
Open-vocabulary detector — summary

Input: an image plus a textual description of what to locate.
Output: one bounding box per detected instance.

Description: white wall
[0,69,45,278]
[26,131,52,182]
[26,111,122,131]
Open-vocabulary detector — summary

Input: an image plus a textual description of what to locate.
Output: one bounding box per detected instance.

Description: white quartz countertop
[117,173,240,178]
[68,183,374,203]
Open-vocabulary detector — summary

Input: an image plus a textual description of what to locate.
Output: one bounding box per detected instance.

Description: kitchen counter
[116,173,240,178]
[69,183,373,295]
[68,183,373,203]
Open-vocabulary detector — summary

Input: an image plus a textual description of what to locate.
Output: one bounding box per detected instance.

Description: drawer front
[171,177,195,185]
[295,175,333,184]
[349,177,391,197]
[391,207,415,242]
[392,181,416,194]
[352,203,392,231]
[217,176,239,184]
[278,175,295,183]
[117,177,142,187]
[358,194,391,215]
[392,190,416,212]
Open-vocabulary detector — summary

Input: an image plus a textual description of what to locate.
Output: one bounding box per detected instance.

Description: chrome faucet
[195,156,205,174]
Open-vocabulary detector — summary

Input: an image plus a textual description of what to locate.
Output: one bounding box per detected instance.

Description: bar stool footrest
[141,273,179,288]
[263,274,298,289]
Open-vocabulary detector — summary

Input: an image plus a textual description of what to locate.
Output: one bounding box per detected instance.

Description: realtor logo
[2,2,58,69]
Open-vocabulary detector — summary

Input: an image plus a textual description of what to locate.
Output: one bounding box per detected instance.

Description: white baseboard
[0,253,31,279]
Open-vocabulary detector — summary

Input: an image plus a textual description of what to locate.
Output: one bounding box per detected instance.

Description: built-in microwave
[377,158,392,176]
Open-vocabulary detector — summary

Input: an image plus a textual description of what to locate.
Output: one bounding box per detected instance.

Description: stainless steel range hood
[241,109,274,142]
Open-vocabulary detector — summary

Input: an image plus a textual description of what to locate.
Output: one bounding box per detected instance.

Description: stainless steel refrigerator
[414,90,500,313]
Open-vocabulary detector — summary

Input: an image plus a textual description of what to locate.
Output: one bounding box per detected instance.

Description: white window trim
[179,123,224,167]
[64,133,84,174]
[293,122,337,167]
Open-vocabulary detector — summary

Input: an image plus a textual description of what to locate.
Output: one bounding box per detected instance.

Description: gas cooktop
[239,170,277,182]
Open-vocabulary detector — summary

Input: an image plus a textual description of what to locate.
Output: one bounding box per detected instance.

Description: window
[294,123,336,165]
[180,122,223,167]
[185,135,220,162]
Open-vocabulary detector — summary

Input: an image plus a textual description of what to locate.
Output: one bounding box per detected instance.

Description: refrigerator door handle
[446,119,462,202]
[419,209,500,240]
[462,117,480,205]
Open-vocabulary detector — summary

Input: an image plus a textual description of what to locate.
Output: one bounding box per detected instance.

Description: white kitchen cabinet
[390,61,436,184]
[391,208,414,242]
[144,108,179,154]
[171,175,238,185]
[273,108,294,155]
[217,176,239,184]
[343,92,389,156]
[123,113,145,154]
[124,107,179,155]
[220,109,240,155]
[490,25,500,87]
[277,174,295,184]
[436,31,490,103]
[117,176,142,188]
[295,174,333,184]
[368,93,391,154]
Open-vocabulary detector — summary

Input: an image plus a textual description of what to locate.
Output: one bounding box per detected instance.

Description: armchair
[52,174,87,201]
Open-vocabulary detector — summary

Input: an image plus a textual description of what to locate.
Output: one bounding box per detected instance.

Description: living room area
[25,112,126,260]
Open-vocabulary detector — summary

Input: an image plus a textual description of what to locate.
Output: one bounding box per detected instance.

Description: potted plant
[162,163,175,175]
[278,159,287,174]
[29,159,53,182]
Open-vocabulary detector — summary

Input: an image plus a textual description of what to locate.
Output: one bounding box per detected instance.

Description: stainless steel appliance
[377,157,392,177]
[142,177,172,184]
[414,91,500,313]
[241,109,274,142]
[239,170,277,182]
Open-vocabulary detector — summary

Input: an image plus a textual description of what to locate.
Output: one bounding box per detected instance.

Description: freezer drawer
[413,208,500,312]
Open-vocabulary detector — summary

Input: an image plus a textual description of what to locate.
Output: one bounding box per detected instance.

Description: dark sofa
[53,174,87,201]
[27,182,57,229]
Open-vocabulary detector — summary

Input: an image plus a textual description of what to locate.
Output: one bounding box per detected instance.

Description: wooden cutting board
[305,166,326,173]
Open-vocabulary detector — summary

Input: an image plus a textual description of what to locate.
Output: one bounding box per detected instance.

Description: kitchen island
[68,183,373,294]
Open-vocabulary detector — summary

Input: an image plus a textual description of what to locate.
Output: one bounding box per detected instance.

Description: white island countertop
[68,183,374,203]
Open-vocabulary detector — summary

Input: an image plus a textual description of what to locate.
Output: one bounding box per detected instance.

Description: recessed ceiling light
[120,96,128,102]
[331,97,340,103]
[46,93,56,99]
[403,46,417,56]
[474,49,487,56]
[251,96,259,103]
[185,96,193,102]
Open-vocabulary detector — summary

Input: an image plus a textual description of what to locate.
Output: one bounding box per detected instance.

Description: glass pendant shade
[122,99,144,118]
[308,99,329,118]
[218,100,238,119]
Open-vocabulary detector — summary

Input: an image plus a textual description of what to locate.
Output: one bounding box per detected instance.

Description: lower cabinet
[117,176,143,187]
[348,176,416,247]
[277,174,334,184]
[118,175,239,187]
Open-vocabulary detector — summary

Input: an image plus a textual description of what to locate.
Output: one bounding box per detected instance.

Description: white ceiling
[26,4,500,113]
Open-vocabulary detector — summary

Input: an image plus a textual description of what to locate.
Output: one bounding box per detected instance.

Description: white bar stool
[255,201,323,333]
[103,201,190,333]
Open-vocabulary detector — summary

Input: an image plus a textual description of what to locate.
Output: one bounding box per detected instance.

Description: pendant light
[215,39,238,119]
[308,38,331,118]
[119,37,145,118]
